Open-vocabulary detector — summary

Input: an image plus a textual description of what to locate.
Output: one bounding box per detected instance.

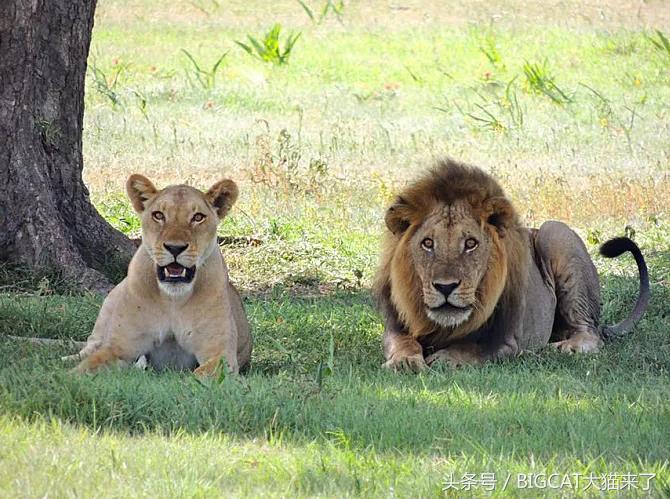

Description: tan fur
[374,159,649,370]
[74,175,251,376]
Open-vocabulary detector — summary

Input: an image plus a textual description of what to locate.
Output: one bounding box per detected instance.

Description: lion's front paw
[382,353,427,373]
[425,346,483,367]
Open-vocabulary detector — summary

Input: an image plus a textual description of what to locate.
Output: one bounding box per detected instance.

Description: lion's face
[408,201,494,328]
[383,169,516,336]
[126,174,238,296]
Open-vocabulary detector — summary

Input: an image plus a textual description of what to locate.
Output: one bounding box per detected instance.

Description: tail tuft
[600,237,637,259]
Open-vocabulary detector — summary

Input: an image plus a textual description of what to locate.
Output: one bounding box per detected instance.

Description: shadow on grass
[1,340,668,464]
[0,268,667,465]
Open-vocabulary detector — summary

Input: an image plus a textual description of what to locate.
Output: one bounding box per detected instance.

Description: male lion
[74,175,251,376]
[374,160,650,371]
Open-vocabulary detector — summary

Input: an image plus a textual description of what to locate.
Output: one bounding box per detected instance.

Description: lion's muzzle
[424,280,474,327]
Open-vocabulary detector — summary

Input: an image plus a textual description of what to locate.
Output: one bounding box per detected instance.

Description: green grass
[2,235,669,497]
[2,285,670,497]
[2,0,670,496]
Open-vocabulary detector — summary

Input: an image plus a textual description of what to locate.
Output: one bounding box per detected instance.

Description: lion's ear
[126,174,158,213]
[206,179,239,219]
[384,197,414,235]
[483,196,515,237]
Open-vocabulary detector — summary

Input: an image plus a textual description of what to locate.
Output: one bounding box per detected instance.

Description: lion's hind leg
[550,328,603,353]
[534,221,604,354]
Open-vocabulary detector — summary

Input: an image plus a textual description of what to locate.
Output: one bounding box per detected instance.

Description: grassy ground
[2,0,670,496]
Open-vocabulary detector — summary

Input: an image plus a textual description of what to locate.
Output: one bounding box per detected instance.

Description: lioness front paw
[382,353,427,373]
[72,364,89,375]
[194,358,239,378]
[193,364,214,378]
[72,357,102,375]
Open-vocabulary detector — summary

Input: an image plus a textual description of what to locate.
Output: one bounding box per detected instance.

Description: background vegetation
[1,0,669,496]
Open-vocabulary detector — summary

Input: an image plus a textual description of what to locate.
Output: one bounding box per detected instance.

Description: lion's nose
[164,243,189,257]
[433,281,460,298]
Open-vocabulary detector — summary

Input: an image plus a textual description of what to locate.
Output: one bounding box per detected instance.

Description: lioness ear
[206,179,239,218]
[483,196,516,237]
[126,174,158,213]
[384,197,413,235]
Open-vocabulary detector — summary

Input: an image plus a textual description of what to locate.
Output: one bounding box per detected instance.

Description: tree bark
[0,0,134,292]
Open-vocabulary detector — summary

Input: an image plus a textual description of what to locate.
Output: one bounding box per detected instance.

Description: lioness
[375,160,649,371]
[74,175,251,376]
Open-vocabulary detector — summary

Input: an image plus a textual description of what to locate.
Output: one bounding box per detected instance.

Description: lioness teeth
[164,266,185,278]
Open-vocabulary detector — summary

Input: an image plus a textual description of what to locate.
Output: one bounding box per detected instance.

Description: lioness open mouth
[156,263,196,284]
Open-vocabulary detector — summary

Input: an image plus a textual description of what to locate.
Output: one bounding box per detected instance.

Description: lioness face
[126,174,239,296]
[409,201,493,328]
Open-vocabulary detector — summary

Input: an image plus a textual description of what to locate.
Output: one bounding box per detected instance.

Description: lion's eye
[464,238,479,252]
[152,211,164,222]
[421,238,434,251]
[191,213,206,223]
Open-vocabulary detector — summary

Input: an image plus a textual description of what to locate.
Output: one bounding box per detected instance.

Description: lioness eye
[152,211,164,222]
[192,213,206,223]
[421,238,434,250]
[464,238,478,251]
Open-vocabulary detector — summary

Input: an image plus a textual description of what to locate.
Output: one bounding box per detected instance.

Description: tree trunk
[0,0,134,292]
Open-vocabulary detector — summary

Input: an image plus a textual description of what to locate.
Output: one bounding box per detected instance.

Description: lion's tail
[599,237,650,338]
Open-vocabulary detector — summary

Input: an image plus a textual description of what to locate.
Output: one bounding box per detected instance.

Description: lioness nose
[433,281,460,298]
[164,243,189,257]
